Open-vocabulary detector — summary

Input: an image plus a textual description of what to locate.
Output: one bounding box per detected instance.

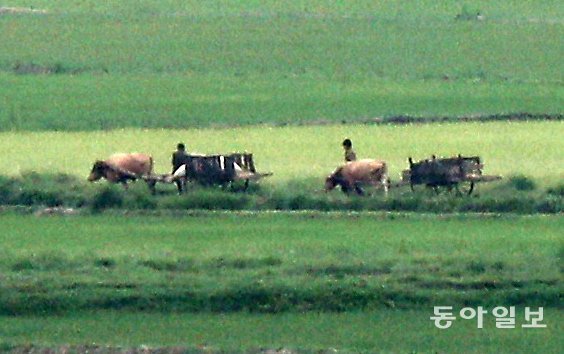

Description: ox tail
[139,156,155,179]
[144,156,157,195]
[380,161,388,173]
[149,156,154,175]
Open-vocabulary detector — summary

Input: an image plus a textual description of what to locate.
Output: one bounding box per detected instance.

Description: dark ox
[325,159,389,196]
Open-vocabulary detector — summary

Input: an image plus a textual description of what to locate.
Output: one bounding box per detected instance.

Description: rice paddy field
[0,212,562,352]
[0,1,562,130]
[0,1,562,352]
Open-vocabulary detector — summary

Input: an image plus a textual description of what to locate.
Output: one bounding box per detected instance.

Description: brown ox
[325,159,389,196]
[88,153,156,193]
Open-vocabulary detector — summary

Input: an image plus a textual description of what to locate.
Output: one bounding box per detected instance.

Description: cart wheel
[410,182,427,193]
[457,181,475,195]
[410,182,435,195]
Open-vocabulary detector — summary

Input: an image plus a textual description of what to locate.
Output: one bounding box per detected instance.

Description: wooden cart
[400,155,501,195]
[146,152,272,193]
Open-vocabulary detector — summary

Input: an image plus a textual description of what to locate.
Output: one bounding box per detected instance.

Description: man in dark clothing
[171,143,188,193]
[342,138,357,162]
[172,143,188,173]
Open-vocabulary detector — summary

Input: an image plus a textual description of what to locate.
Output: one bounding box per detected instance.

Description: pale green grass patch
[0,121,561,186]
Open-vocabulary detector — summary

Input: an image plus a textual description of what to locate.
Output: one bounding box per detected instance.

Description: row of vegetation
[1,260,559,315]
[0,173,561,214]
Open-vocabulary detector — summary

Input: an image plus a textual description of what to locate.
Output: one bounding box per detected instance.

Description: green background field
[1,0,562,130]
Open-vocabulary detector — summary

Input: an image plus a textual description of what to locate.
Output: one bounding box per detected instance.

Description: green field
[1,1,562,130]
[0,212,561,351]
[0,213,561,313]
[0,121,562,186]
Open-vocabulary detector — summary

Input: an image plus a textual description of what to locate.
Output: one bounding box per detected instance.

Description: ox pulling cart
[399,155,502,195]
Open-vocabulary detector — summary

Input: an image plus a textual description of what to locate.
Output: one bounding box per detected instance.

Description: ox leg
[340,182,351,195]
[353,182,365,196]
[381,174,389,197]
[455,182,474,196]
[146,180,157,195]
[174,179,183,194]
[181,175,188,193]
[228,179,250,192]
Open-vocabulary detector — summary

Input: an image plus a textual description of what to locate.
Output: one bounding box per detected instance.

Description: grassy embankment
[1,1,562,130]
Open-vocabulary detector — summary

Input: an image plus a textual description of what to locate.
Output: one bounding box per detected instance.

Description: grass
[0,212,561,315]
[1,74,562,131]
[0,1,562,130]
[0,121,561,186]
[1,309,562,353]
[2,1,561,78]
